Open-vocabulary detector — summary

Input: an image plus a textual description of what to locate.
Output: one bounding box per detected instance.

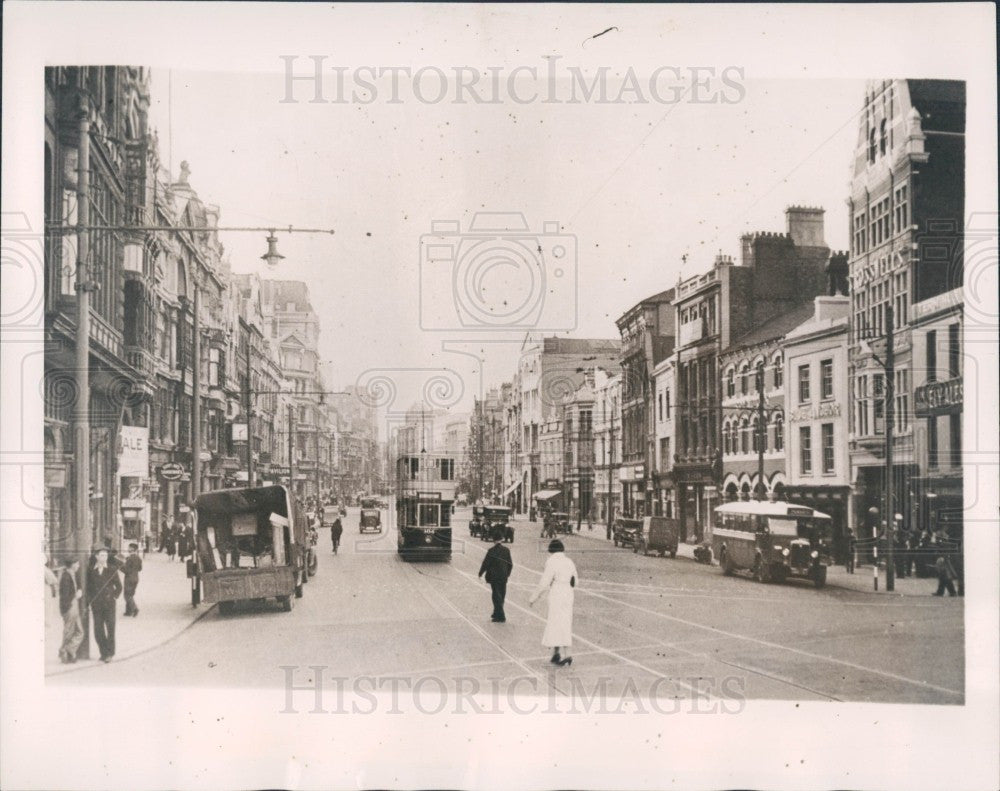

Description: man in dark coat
[331,517,343,554]
[122,543,143,617]
[479,528,514,622]
[87,548,122,662]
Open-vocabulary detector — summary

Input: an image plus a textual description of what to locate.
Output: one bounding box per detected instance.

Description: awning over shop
[533,489,562,501]
[502,480,522,498]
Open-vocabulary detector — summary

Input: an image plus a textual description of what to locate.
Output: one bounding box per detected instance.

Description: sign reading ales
[914,377,962,417]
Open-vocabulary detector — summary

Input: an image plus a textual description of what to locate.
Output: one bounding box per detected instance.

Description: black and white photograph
[2,2,998,789]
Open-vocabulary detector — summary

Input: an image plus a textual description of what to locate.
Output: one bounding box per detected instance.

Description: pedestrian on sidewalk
[166,523,177,561]
[331,516,343,554]
[529,539,577,667]
[122,543,143,617]
[87,548,122,662]
[58,557,84,664]
[479,527,513,622]
[933,554,958,597]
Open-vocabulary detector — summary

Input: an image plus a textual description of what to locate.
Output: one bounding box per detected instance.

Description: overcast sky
[144,16,865,422]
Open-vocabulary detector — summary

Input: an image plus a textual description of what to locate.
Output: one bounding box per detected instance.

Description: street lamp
[261,232,285,269]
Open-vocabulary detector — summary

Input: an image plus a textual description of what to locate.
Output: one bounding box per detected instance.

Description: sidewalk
[45,551,214,677]
[524,518,940,599]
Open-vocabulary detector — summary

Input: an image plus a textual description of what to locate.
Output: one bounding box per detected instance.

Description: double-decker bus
[396,454,456,561]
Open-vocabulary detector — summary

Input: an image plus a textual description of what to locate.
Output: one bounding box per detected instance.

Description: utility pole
[191,277,202,500]
[288,403,297,502]
[73,97,93,659]
[607,397,615,540]
[477,399,484,503]
[244,335,254,488]
[756,362,766,501]
[885,304,896,592]
[315,424,321,504]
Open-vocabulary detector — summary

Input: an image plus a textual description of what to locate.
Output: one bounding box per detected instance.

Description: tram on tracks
[396,453,455,561]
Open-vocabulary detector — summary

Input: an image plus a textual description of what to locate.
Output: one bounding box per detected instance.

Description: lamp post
[859,303,896,592]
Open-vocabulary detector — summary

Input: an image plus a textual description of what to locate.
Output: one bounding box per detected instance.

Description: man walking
[87,548,122,662]
[331,516,343,554]
[933,553,958,597]
[478,528,514,622]
[122,543,143,617]
[58,557,84,664]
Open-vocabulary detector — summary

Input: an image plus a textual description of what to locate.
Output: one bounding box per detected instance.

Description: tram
[396,453,455,561]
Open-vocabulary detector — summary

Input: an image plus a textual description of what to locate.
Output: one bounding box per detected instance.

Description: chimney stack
[786,206,826,248]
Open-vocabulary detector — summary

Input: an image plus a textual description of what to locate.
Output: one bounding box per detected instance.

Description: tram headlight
[781,548,790,557]
[810,550,819,559]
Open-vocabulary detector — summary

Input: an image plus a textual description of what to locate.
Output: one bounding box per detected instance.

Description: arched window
[723,421,732,455]
[751,415,761,453]
[773,413,784,451]
[772,354,783,389]
[726,367,736,398]
[739,416,749,454]
[753,360,765,393]
[868,127,877,163]
[879,119,888,155]
[740,363,750,396]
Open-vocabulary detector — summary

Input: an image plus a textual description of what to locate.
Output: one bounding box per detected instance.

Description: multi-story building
[719,301,817,504]
[615,289,676,518]
[910,287,963,540]
[466,389,505,502]
[673,208,831,542]
[846,79,965,534]
[783,294,852,561]
[510,335,621,517]
[652,358,676,518]
[261,280,329,500]
[592,368,623,526]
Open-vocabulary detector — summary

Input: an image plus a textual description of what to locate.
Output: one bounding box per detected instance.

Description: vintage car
[477,506,514,543]
[359,507,382,534]
[541,511,572,538]
[612,517,644,548]
[633,516,680,558]
[192,485,309,614]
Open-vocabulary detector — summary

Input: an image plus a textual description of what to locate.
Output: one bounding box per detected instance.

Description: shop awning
[502,480,522,497]
[533,489,562,501]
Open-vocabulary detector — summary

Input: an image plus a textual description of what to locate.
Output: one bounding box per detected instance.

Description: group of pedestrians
[478,531,578,668]
[845,522,962,596]
[158,518,195,562]
[55,542,144,665]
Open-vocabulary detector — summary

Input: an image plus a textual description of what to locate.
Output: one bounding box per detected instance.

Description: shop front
[785,485,851,564]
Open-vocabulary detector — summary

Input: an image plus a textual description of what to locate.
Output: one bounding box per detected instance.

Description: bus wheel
[294,573,304,598]
[279,595,293,612]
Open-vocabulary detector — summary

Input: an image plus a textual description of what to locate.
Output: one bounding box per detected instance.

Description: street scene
[39,66,973,705]
[49,505,963,706]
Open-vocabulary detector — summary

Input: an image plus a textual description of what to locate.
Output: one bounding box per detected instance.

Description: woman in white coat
[529,539,577,666]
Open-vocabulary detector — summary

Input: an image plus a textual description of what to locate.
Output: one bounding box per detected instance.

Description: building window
[879,119,888,155]
[868,128,877,163]
[740,364,749,396]
[664,390,670,419]
[894,184,909,233]
[798,365,811,403]
[774,414,784,451]
[821,423,835,474]
[949,413,961,467]
[440,458,455,481]
[948,323,960,378]
[751,416,760,454]
[726,367,735,398]
[854,211,868,255]
[873,374,885,434]
[856,375,870,436]
[820,359,834,400]
[895,369,910,432]
[928,417,939,469]
[722,422,731,455]
[658,392,663,422]
[208,348,221,388]
[799,427,812,475]
[773,355,783,389]
[659,437,670,469]
[739,417,749,454]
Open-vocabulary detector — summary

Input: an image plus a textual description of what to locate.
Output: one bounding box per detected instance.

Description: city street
[51,507,964,706]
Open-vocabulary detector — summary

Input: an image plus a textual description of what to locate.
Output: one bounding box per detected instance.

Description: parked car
[612,517,644,548]
[633,516,680,558]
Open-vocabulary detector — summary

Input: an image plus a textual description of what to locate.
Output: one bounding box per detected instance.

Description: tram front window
[419,504,439,527]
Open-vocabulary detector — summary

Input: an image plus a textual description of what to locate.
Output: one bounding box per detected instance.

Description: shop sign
[159,462,185,481]
[914,377,962,417]
[118,426,149,478]
[121,498,145,509]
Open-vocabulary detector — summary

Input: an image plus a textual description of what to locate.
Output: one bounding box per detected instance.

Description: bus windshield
[767,517,800,537]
